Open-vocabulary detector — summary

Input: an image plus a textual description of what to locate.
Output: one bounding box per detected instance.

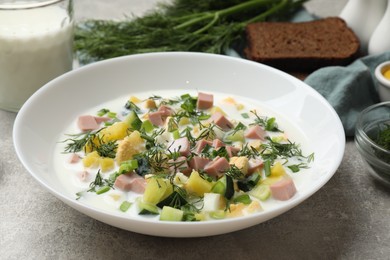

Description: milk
[0,5,73,112]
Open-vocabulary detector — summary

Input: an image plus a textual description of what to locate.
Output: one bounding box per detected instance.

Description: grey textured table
[2,1,390,259]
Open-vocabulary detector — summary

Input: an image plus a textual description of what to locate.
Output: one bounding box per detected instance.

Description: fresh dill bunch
[75,0,308,64]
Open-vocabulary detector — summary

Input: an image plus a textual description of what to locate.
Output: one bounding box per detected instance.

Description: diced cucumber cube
[137,198,159,215]
[119,201,132,212]
[249,184,271,201]
[160,206,184,221]
[225,130,245,143]
[125,110,142,130]
[141,120,154,133]
[209,210,226,219]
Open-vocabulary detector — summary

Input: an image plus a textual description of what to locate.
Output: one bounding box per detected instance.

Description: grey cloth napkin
[304,52,390,137]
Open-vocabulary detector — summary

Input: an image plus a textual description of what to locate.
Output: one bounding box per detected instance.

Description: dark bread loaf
[244,17,360,72]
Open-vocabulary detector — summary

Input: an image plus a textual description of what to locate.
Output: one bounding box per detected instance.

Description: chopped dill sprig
[260,137,314,172]
[231,121,247,135]
[250,110,281,132]
[238,143,260,159]
[196,122,217,142]
[95,139,118,158]
[77,170,115,197]
[62,130,96,153]
[224,165,245,180]
[260,137,304,162]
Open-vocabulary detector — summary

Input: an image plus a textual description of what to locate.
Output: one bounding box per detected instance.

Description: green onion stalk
[74,0,308,64]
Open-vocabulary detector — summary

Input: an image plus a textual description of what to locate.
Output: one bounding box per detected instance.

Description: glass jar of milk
[0,0,74,112]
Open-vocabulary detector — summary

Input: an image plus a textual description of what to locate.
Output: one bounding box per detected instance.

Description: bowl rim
[375,61,390,88]
[356,101,390,156]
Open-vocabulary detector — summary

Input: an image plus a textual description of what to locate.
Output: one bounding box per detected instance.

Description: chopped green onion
[198,114,211,120]
[97,108,110,116]
[241,113,249,119]
[172,129,180,140]
[96,186,110,195]
[209,210,226,219]
[119,201,132,212]
[119,159,139,173]
[107,111,117,118]
[287,164,301,173]
[264,160,271,177]
[233,194,252,205]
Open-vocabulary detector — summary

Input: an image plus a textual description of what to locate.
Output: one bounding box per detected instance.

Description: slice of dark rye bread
[244,17,360,72]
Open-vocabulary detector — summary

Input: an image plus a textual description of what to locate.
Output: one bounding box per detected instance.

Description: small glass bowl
[375,61,390,102]
[355,102,390,186]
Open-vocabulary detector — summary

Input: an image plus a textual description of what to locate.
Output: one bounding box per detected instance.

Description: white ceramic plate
[13,52,345,237]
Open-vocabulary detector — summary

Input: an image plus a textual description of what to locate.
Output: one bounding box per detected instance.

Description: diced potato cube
[235,103,244,110]
[82,151,100,168]
[99,157,115,172]
[143,178,173,205]
[144,99,157,109]
[249,140,262,150]
[271,162,286,177]
[185,171,213,197]
[129,96,141,103]
[100,122,129,142]
[223,97,236,104]
[210,106,226,116]
[229,156,249,175]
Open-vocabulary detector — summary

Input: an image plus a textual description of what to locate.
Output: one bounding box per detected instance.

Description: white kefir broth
[0,5,73,111]
[54,90,313,218]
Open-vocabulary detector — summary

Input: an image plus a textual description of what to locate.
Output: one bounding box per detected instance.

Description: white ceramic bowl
[375,61,390,102]
[13,52,345,237]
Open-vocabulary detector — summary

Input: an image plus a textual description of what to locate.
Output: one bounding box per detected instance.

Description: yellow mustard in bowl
[384,68,390,80]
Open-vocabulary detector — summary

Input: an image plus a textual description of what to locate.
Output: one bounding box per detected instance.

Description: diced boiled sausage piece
[168,156,191,175]
[245,125,266,140]
[204,157,230,178]
[197,92,214,110]
[77,115,99,132]
[158,105,174,117]
[148,111,164,126]
[211,112,233,131]
[212,139,225,149]
[226,146,240,158]
[270,177,297,201]
[189,156,211,171]
[194,139,212,154]
[77,171,90,182]
[114,172,146,193]
[114,173,134,191]
[129,178,147,194]
[68,153,80,164]
[168,137,191,156]
[248,158,263,174]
